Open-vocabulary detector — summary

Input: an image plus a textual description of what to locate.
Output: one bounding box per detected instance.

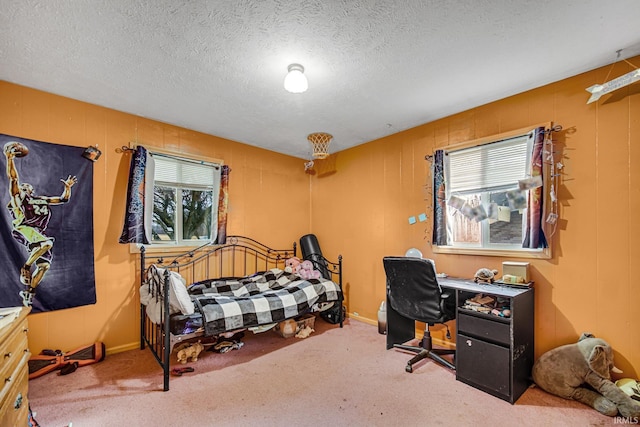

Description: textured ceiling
[1,1,640,159]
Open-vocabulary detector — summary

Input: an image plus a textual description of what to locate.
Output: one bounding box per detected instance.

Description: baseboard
[347,312,456,350]
[348,313,377,327]
[106,342,140,356]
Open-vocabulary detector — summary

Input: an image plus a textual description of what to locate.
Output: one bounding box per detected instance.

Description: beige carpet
[29,318,614,426]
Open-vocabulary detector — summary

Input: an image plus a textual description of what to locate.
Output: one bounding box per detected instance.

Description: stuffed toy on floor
[532,333,640,418]
[176,341,204,364]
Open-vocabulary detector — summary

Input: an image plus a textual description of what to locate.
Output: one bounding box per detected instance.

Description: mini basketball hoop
[307,132,332,159]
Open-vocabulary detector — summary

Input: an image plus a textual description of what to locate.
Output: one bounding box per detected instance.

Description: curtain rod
[116,145,220,169]
[424,123,563,162]
[116,146,135,153]
[150,151,221,169]
[544,124,563,134]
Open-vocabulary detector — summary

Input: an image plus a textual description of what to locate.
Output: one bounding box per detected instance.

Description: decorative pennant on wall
[0,134,96,313]
[586,68,640,104]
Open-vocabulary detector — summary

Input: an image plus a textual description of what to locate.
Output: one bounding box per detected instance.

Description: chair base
[394,343,456,373]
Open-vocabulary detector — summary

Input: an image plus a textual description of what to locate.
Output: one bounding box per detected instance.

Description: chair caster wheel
[405,365,413,373]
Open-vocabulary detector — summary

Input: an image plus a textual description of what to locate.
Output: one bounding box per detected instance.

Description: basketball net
[307,132,332,159]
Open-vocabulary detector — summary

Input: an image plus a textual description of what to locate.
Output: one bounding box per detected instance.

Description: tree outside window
[150,155,220,245]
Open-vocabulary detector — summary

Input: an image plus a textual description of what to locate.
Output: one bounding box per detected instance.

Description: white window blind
[446,131,532,194]
[153,155,219,187]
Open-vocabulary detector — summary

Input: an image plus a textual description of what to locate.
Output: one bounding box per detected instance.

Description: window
[151,153,221,245]
[433,125,551,258]
[445,132,531,250]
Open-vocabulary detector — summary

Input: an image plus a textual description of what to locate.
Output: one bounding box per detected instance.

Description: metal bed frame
[139,235,343,391]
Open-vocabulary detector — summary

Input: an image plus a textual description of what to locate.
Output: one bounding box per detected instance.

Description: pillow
[146,298,162,324]
[152,266,195,316]
[168,271,195,315]
[139,284,152,306]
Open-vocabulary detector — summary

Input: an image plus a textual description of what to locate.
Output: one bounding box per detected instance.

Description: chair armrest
[440,290,456,313]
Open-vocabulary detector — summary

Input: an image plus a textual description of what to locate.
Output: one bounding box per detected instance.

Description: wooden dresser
[0,307,30,426]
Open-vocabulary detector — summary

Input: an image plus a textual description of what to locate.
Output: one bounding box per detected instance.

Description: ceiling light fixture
[284,63,308,93]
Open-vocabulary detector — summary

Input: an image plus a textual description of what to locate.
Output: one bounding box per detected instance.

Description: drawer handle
[5,375,12,383]
[14,392,23,410]
[23,328,29,333]
[466,340,472,346]
[4,352,11,358]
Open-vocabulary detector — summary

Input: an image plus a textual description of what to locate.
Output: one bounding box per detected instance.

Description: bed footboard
[139,236,297,391]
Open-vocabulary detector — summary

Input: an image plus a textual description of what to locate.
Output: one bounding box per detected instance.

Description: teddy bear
[176,341,204,364]
[298,260,321,280]
[532,333,640,418]
[284,257,302,274]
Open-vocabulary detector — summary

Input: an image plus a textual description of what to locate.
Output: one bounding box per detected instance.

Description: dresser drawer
[0,325,29,384]
[0,353,29,427]
[457,311,510,346]
[0,308,30,427]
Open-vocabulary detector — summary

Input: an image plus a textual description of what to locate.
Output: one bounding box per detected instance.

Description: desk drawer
[457,333,510,398]
[457,311,510,346]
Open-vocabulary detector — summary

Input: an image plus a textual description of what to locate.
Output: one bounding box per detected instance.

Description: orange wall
[1,55,638,376]
[0,81,311,354]
[311,57,640,375]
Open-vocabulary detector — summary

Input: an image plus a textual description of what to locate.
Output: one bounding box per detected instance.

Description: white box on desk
[502,261,529,283]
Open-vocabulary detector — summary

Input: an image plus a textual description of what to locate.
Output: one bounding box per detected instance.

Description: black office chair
[383,256,456,372]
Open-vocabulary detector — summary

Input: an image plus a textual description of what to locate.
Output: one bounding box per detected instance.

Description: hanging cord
[601,50,623,83]
[544,125,562,240]
[601,49,638,82]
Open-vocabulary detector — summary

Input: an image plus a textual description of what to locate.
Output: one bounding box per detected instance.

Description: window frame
[432,123,552,260]
[129,145,224,254]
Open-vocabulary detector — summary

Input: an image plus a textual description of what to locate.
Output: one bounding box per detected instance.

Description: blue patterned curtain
[119,146,152,244]
[522,127,548,249]
[432,150,448,246]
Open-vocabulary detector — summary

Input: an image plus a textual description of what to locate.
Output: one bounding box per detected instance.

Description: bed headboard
[140,235,297,286]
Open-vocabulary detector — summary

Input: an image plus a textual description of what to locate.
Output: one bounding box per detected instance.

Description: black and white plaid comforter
[189,269,342,336]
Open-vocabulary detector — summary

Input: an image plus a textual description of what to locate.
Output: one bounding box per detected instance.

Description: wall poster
[0,134,96,313]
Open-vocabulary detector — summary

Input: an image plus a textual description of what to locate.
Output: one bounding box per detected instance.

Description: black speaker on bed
[299,234,331,280]
[299,234,345,325]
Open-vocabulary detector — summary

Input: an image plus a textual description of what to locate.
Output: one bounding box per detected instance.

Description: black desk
[386,277,534,404]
